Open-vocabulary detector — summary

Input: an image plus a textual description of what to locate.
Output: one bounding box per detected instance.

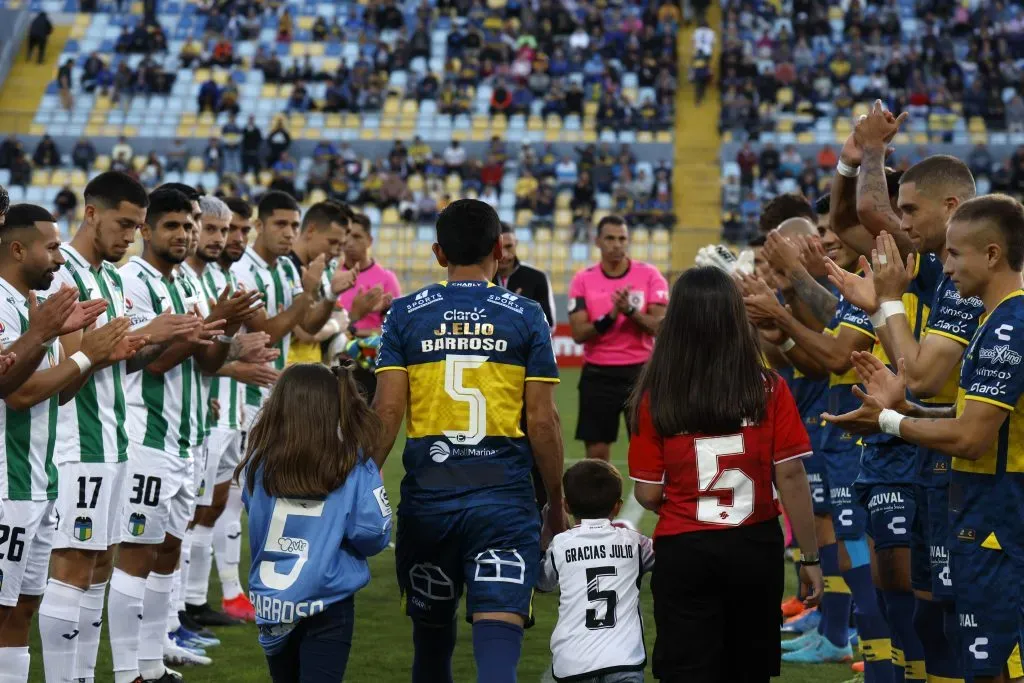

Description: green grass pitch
[27,368,854,682]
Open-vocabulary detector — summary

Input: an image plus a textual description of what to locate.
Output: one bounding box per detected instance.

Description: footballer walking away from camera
[824,194,1024,683]
[0,203,139,683]
[372,199,568,683]
[568,215,667,462]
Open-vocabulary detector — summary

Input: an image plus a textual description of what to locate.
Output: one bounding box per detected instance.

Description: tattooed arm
[787,269,839,328]
[855,145,916,261]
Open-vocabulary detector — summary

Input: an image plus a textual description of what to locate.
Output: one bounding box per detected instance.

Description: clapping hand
[871,232,914,303]
[61,298,109,335]
[824,256,879,314]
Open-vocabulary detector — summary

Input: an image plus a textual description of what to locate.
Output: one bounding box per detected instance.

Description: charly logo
[430,441,451,463]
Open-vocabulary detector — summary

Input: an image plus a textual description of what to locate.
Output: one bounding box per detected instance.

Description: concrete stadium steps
[0,25,71,134]
[671,3,722,274]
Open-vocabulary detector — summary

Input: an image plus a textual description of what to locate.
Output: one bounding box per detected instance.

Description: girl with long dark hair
[627,266,823,682]
[237,362,392,682]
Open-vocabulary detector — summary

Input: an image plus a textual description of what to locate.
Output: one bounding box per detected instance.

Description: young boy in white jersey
[538,460,654,683]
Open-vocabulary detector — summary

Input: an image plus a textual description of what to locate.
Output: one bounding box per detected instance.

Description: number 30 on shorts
[129,475,162,507]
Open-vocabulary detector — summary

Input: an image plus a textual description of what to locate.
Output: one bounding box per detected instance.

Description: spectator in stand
[10,152,31,188]
[57,58,73,110]
[203,137,223,174]
[736,142,758,188]
[197,77,219,113]
[139,152,162,188]
[555,156,578,190]
[1008,96,1024,133]
[479,185,499,209]
[490,80,513,116]
[32,135,60,169]
[816,145,838,171]
[111,136,133,163]
[443,140,466,175]
[968,144,993,180]
[267,119,291,164]
[480,155,504,189]
[71,138,95,172]
[26,11,53,64]
[515,169,539,210]
[270,151,298,197]
[241,116,263,174]
[780,145,803,178]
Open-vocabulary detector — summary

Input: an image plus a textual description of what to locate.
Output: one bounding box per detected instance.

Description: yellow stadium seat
[491,114,507,130]
[722,130,734,143]
[31,169,50,186]
[379,126,395,140]
[543,129,560,142]
[582,130,597,143]
[562,130,581,142]
[198,112,215,126]
[589,246,601,261]
[321,58,339,73]
[402,99,418,115]
[969,117,987,133]
[451,128,470,141]
[584,101,598,116]
[652,230,670,245]
[776,88,793,106]
[94,96,110,111]
[383,97,400,115]
[852,103,870,119]
[132,156,147,172]
[300,128,321,140]
[257,170,273,186]
[70,170,87,186]
[84,123,101,138]
[911,132,929,145]
[554,228,571,243]
[288,113,306,129]
[194,68,211,83]
[180,111,198,124]
[101,125,121,137]
[407,174,424,192]
[375,241,393,257]
[325,114,342,128]
[554,210,571,227]
[515,209,533,225]
[632,228,649,244]
[400,227,416,242]
[360,128,377,140]
[297,16,314,30]
[381,207,400,224]
[517,244,530,261]
[472,114,489,130]
[545,114,562,129]
[970,132,989,145]
[445,174,462,194]
[344,113,360,128]
[289,42,308,58]
[656,131,672,143]
[553,244,568,261]
[834,118,851,134]
[636,131,653,143]
[261,84,278,98]
[892,132,910,146]
[527,116,543,131]
[380,226,398,241]
[28,123,46,136]
[186,156,204,172]
[469,129,489,142]
[776,118,793,133]
[555,192,571,210]
[307,188,327,204]
[631,243,649,260]
[535,227,552,243]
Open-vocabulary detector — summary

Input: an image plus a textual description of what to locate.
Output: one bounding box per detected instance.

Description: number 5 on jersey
[694,435,754,526]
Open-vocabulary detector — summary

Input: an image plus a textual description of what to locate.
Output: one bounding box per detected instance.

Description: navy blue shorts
[396,504,540,626]
[950,547,1024,678]
[822,447,867,540]
[803,452,830,516]
[924,486,953,599]
[857,483,917,550]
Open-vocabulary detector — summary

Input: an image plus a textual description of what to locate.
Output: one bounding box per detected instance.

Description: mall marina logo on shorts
[74,516,93,542]
[129,513,146,537]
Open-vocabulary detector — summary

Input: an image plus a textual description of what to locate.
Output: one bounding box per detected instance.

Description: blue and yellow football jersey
[819,296,874,456]
[376,280,559,514]
[951,289,1024,562]
[918,273,985,487]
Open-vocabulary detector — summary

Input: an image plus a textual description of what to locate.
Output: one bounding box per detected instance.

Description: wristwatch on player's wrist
[799,552,821,566]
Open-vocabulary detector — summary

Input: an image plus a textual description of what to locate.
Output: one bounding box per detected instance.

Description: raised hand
[61,299,109,335]
[330,267,358,296]
[854,99,908,151]
[741,276,787,325]
[209,286,265,331]
[140,310,203,344]
[851,352,910,413]
[350,286,385,322]
[80,317,132,364]
[186,308,225,346]
[825,256,879,314]
[107,333,150,363]
[28,286,79,342]
[301,254,327,295]
[872,232,915,302]
[232,362,280,387]
[763,231,804,279]
[797,235,829,280]
[0,351,16,375]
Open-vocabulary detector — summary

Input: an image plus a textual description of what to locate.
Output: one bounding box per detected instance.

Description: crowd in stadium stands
[0,129,675,236]
[720,139,1024,242]
[55,0,684,134]
[718,0,1024,138]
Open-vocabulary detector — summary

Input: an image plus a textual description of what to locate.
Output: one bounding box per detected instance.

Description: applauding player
[825,194,1024,683]
[373,199,566,683]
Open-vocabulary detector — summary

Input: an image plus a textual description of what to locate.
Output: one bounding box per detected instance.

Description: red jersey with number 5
[627,376,811,538]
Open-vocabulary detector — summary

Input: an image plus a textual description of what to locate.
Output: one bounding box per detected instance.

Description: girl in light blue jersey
[237,362,393,682]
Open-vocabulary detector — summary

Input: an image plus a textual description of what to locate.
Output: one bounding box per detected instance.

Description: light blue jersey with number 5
[243,455,393,654]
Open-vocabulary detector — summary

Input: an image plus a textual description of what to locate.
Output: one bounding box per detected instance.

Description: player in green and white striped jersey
[285,201,358,365]
[230,191,337,430]
[0,204,134,683]
[110,188,261,683]
[34,173,207,683]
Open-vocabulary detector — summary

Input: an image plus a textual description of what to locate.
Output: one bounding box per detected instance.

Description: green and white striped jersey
[200,261,243,431]
[178,262,210,447]
[232,247,302,419]
[122,257,196,459]
[0,277,60,501]
[45,245,129,465]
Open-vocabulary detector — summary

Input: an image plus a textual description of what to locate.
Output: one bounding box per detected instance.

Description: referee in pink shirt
[568,215,668,461]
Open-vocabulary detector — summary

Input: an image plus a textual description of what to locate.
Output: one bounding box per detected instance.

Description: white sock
[138,572,175,680]
[108,568,146,683]
[75,582,107,683]
[0,646,30,683]
[214,484,244,600]
[38,579,85,683]
[185,524,215,607]
[165,569,181,633]
[176,530,192,612]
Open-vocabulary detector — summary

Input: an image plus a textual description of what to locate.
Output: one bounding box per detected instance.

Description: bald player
[829,153,981,681]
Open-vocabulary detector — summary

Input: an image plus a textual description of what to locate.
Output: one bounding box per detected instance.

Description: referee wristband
[70,351,92,375]
[594,313,616,334]
[837,159,860,178]
[879,408,905,437]
[779,338,796,353]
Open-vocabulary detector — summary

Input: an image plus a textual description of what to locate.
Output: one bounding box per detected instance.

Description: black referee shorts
[575,362,644,444]
[651,520,784,683]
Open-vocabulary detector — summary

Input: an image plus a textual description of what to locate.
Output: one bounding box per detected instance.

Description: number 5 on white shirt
[259,498,325,591]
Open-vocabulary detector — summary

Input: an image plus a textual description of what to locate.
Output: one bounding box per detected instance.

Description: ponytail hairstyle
[236,361,383,497]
